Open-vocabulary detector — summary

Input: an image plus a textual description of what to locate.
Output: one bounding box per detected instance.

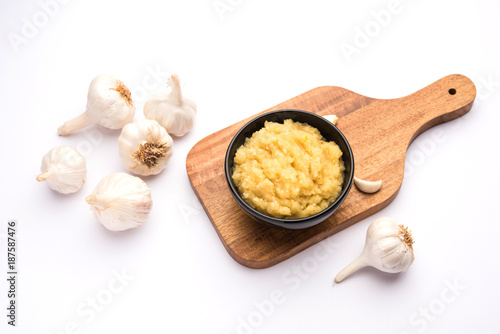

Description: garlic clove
[118,119,173,176]
[86,172,152,231]
[58,75,135,135]
[353,176,383,193]
[143,74,197,137]
[36,146,87,194]
[323,114,339,125]
[334,217,415,283]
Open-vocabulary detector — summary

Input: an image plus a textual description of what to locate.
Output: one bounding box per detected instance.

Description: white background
[1,0,499,333]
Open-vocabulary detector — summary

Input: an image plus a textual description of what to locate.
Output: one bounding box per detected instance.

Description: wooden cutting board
[186,74,476,269]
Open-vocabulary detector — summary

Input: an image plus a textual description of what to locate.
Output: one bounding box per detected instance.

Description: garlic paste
[232,119,345,219]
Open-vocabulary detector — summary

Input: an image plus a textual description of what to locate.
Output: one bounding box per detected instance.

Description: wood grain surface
[186,74,476,269]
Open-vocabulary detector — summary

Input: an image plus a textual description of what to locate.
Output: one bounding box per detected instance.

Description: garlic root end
[354,177,382,194]
[58,112,94,136]
[334,257,367,283]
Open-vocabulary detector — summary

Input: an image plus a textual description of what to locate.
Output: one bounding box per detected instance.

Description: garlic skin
[86,172,152,231]
[118,119,173,176]
[335,217,415,283]
[58,75,136,135]
[36,146,86,194]
[143,74,197,136]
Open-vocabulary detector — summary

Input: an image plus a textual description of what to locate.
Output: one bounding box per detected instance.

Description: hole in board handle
[448,88,457,95]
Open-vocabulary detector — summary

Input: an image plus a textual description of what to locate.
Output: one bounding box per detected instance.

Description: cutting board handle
[338,74,476,182]
[398,74,476,144]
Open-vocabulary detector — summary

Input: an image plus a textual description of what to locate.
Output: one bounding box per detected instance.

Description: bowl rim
[224,109,354,227]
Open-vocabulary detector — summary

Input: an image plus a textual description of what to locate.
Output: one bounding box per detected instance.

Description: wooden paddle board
[186,74,476,269]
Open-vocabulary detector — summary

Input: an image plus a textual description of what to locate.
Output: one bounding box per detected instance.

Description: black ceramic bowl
[224,109,354,229]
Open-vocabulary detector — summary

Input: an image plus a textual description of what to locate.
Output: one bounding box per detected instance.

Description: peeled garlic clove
[334,217,415,283]
[86,172,152,231]
[143,74,197,137]
[36,146,86,194]
[323,114,338,125]
[118,119,173,176]
[353,176,382,193]
[58,75,136,135]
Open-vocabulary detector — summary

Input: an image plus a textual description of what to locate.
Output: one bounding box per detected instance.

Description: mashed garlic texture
[232,119,345,219]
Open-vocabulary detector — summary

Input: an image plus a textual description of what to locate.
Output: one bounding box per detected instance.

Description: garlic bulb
[58,75,136,135]
[36,146,86,194]
[143,74,197,136]
[118,119,173,176]
[86,172,152,231]
[334,217,415,283]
